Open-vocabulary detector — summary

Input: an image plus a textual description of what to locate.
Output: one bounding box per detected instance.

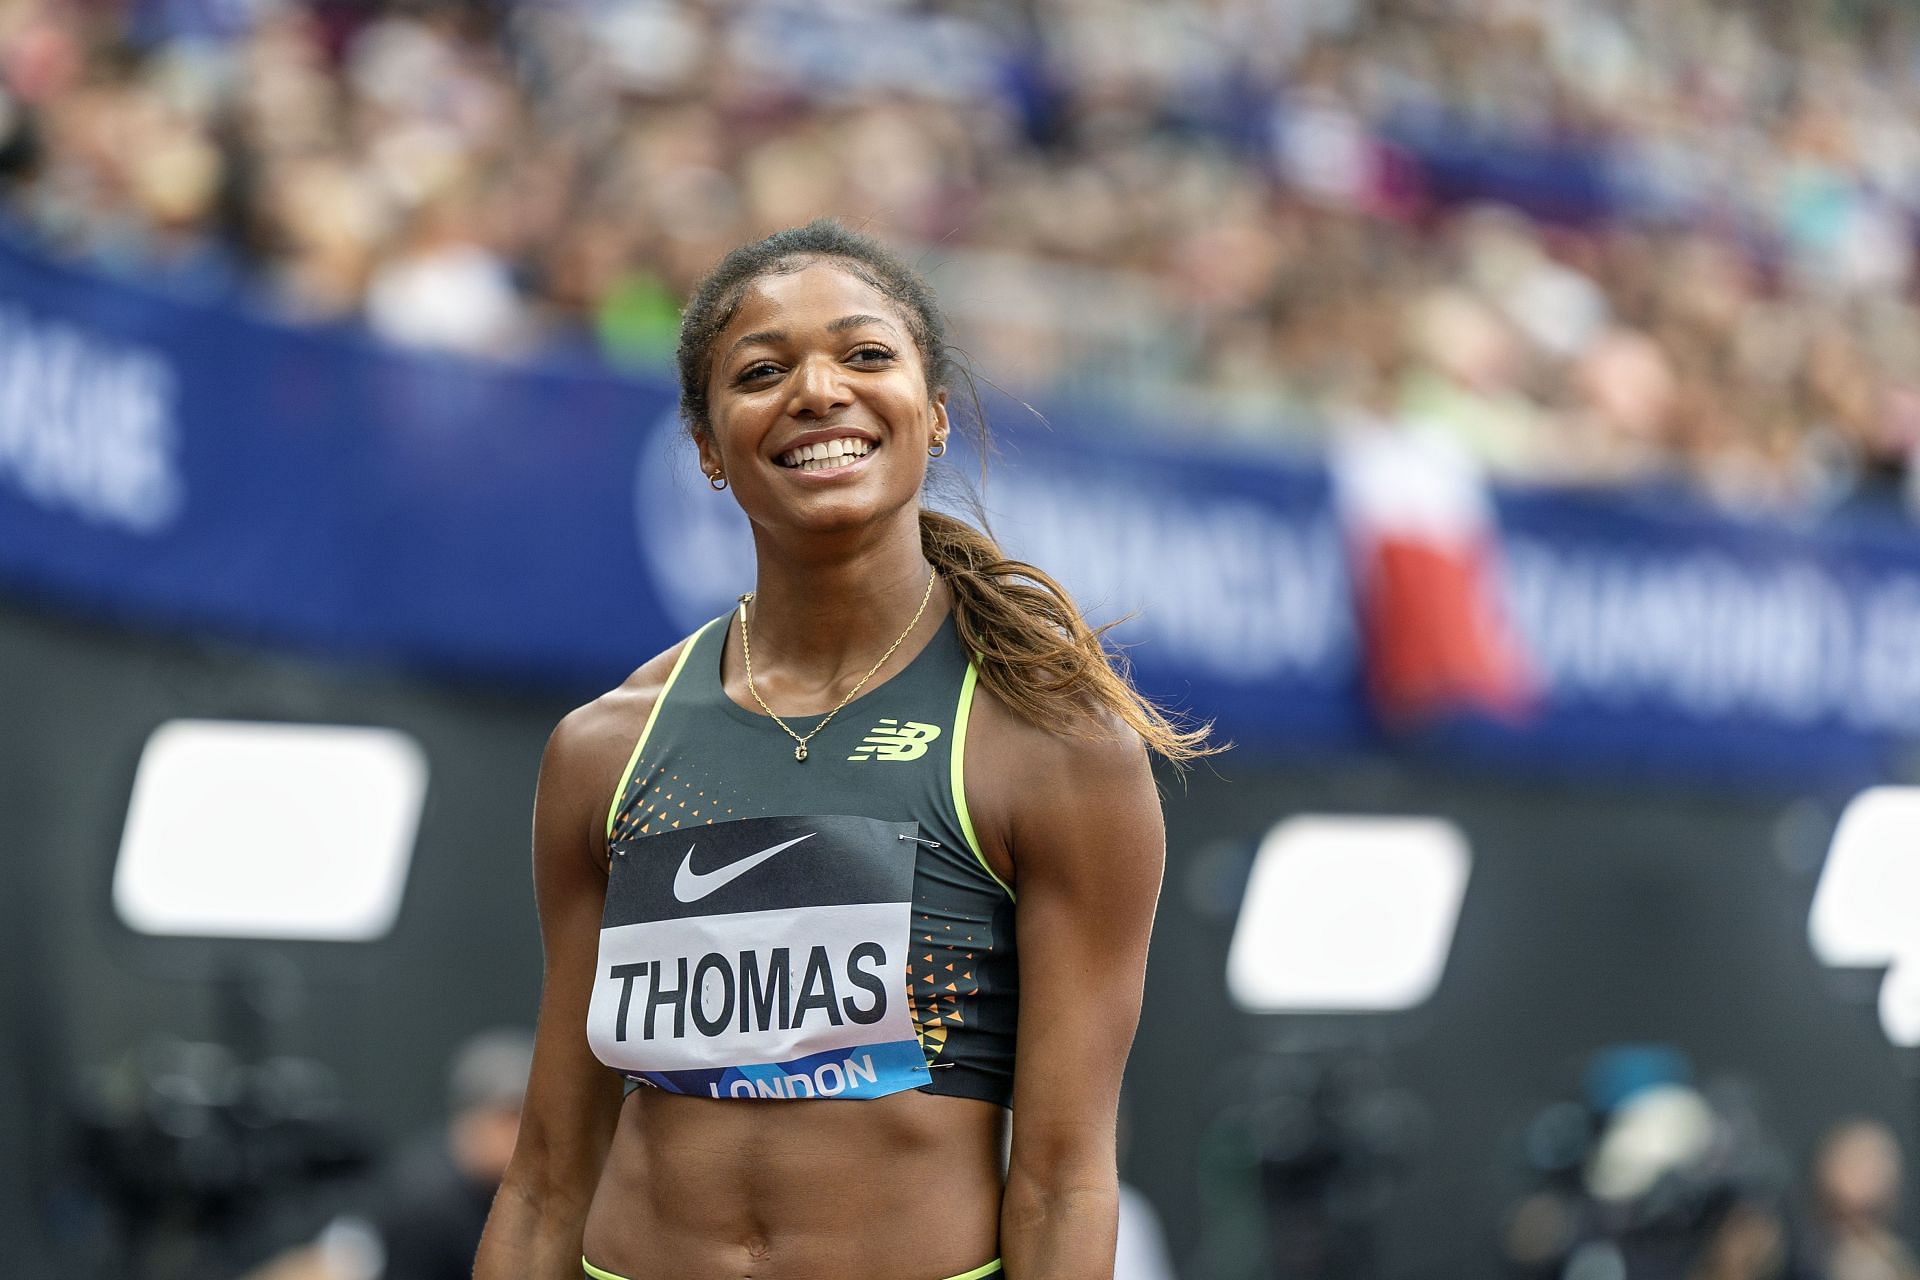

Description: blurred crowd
[2,0,1919,514]
[1499,1048,1920,1280]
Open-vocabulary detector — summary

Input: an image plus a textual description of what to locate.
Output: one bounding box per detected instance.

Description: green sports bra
[586,607,1018,1107]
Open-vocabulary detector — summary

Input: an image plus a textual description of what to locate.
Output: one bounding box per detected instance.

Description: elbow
[1001,1151,1118,1234]
[496,1126,601,1217]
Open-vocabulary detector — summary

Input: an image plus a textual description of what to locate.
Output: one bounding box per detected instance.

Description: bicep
[1005,731,1164,1176]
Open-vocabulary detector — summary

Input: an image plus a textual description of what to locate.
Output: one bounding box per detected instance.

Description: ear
[695,432,723,482]
[930,390,950,449]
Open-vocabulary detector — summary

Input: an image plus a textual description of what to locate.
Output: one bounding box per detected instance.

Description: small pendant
[795,742,808,762]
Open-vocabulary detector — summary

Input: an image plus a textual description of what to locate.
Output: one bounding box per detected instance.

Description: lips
[777,436,876,472]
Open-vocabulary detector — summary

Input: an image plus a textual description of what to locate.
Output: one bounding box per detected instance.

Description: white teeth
[780,438,874,468]
[798,452,865,472]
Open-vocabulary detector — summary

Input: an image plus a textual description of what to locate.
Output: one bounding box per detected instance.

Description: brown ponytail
[678,220,1222,765]
[920,508,1220,764]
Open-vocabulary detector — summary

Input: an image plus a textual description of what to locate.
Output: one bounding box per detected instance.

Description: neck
[743,510,935,674]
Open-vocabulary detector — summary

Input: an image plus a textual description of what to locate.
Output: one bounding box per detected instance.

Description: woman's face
[698,261,948,539]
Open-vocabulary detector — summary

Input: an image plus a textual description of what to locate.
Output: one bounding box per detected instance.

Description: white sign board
[114,720,427,941]
[1228,815,1471,1013]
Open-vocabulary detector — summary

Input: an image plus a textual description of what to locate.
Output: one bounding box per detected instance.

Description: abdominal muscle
[583,1087,1007,1280]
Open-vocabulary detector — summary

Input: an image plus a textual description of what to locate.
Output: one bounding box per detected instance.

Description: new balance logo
[847,719,942,762]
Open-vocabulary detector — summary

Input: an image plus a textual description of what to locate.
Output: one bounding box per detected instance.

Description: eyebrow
[724,313,900,359]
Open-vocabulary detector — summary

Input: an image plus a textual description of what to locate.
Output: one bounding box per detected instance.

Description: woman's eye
[734,362,782,384]
[849,346,895,365]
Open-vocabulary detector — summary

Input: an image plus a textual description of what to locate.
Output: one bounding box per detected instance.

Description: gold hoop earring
[927,440,946,459]
[708,473,728,491]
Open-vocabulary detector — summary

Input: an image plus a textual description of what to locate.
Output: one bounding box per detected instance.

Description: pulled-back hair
[675,219,1217,764]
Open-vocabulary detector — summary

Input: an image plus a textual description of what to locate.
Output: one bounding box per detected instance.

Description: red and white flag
[1332,420,1536,727]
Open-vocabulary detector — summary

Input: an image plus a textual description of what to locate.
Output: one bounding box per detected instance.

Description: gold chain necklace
[737,570,937,762]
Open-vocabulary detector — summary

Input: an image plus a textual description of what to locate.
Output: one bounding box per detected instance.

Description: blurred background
[5,0,1920,1278]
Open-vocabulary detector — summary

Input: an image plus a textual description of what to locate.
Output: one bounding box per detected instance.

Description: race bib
[587,813,932,1100]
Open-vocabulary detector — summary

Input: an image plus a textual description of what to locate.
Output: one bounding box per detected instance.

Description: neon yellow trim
[604,618,720,840]
[951,662,1012,901]
[586,1255,998,1280]
[944,1261,1003,1280]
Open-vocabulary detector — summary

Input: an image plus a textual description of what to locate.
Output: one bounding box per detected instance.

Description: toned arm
[971,695,1166,1279]
[473,648,684,1278]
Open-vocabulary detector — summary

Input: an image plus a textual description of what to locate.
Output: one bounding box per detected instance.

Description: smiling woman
[473,220,1218,1280]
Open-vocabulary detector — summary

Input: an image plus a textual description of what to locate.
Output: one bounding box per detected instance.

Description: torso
[587,1088,1004,1278]
[575,603,1019,1280]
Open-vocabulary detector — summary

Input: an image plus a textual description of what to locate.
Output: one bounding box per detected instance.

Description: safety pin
[898,834,942,849]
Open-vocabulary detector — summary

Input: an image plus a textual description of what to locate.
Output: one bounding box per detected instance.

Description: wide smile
[776,435,878,475]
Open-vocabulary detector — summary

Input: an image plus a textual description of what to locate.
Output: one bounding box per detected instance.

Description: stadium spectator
[233,1028,536,1280]
[3,0,1920,516]
[1789,1120,1920,1280]
[366,1028,533,1280]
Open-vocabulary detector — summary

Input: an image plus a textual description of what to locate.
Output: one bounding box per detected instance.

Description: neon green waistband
[583,1256,1002,1280]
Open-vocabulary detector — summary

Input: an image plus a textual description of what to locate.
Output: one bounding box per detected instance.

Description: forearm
[998,1170,1119,1280]
[473,1172,596,1280]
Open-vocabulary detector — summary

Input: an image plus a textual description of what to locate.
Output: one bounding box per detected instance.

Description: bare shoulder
[975,675,1152,794]
[551,640,692,761]
[540,636,703,866]
[964,679,1160,887]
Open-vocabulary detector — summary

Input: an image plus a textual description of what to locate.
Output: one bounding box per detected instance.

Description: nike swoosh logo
[672,833,815,904]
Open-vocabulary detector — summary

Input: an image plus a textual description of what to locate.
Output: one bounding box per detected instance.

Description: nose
[786,353,852,419]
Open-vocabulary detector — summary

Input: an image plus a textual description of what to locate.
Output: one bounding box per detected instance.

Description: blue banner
[3,234,1917,786]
